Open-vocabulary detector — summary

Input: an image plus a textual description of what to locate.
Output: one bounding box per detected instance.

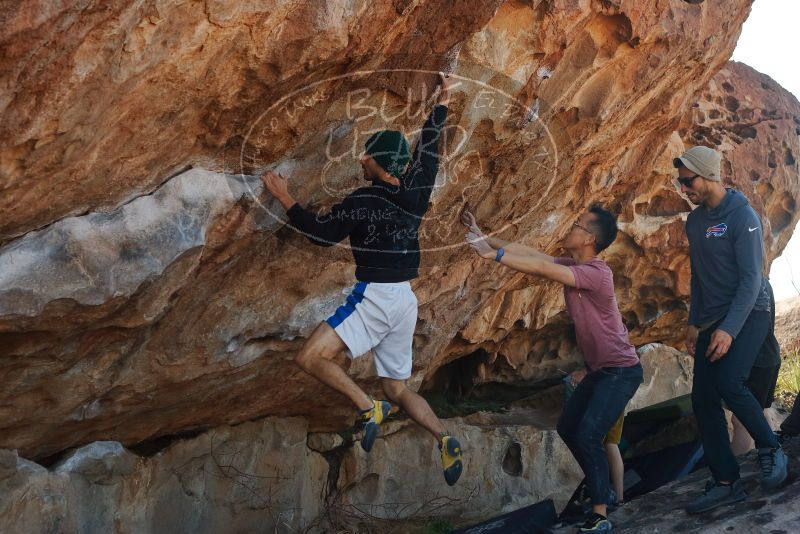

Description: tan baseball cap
[673,145,722,182]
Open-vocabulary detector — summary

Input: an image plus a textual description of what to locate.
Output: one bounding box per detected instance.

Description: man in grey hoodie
[675,145,788,514]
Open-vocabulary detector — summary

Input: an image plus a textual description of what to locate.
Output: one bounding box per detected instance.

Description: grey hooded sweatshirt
[686,188,769,338]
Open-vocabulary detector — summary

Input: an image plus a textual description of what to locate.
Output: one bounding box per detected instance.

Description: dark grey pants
[693,309,779,482]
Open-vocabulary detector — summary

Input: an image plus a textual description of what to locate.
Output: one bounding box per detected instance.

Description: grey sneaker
[758,446,788,490]
[685,479,746,514]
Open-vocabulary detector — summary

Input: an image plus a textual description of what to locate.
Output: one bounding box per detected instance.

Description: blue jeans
[693,309,779,482]
[557,363,643,505]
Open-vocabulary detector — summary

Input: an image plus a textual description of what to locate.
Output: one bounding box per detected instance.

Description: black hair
[587,204,618,253]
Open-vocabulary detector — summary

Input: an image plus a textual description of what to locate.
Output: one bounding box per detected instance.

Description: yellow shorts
[603,413,625,445]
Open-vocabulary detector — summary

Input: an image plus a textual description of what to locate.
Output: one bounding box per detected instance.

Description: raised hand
[436,71,450,106]
[460,204,482,235]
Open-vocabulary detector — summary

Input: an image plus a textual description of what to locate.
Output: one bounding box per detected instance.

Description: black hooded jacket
[286,104,448,282]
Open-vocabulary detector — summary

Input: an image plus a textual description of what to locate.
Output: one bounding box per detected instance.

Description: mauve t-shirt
[555,257,639,371]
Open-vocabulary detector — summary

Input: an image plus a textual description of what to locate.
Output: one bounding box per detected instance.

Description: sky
[731,0,800,302]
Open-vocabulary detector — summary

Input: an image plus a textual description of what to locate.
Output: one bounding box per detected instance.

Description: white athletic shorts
[326,281,417,380]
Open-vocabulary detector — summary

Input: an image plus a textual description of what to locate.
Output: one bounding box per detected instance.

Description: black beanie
[364,130,411,179]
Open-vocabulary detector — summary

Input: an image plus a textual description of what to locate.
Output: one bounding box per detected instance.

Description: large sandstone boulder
[0,416,579,533]
[6,1,800,531]
[0,418,329,533]
[337,420,582,528]
[628,343,693,412]
[3,0,782,462]
[0,341,696,532]
[333,341,695,528]
[611,60,800,351]
[679,61,800,262]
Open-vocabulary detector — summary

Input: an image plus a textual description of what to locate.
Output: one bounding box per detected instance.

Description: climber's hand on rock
[261,171,295,210]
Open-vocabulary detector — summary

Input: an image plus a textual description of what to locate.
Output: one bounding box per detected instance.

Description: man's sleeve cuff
[286,202,301,215]
[717,325,737,339]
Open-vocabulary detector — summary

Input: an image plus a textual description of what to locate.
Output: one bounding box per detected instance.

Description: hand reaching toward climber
[466,231,494,259]
[460,204,484,236]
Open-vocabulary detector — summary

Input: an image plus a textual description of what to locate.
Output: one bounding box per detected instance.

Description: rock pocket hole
[502,442,523,476]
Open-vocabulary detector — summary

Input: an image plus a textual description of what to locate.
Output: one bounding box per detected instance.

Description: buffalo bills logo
[705,223,728,238]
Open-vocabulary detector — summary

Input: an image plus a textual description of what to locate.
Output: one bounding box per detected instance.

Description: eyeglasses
[572,221,593,235]
[677,174,701,188]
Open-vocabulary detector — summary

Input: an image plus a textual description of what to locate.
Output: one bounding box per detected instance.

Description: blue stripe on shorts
[326,281,369,329]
